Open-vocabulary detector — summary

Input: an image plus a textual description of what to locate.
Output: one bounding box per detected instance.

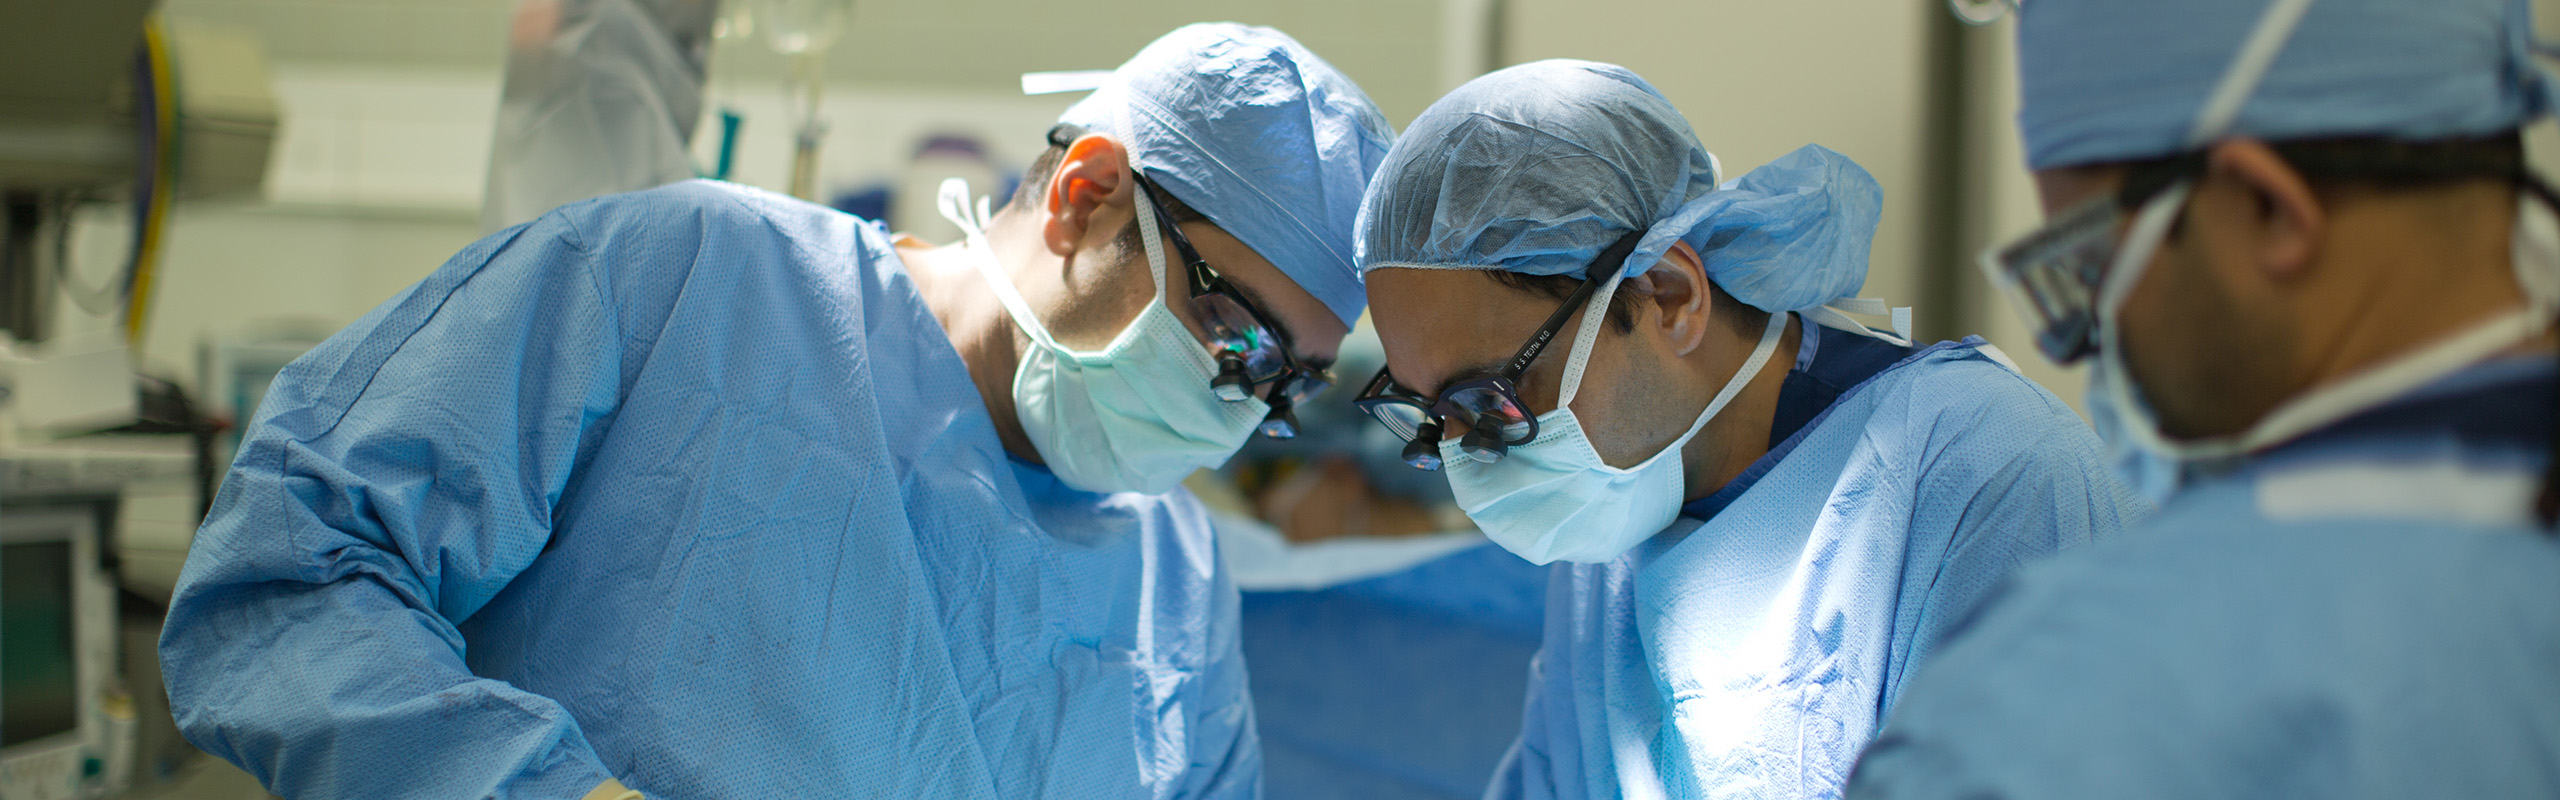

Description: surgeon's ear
[1632,241,1714,357]
[2207,138,2326,282]
[1041,134,1136,257]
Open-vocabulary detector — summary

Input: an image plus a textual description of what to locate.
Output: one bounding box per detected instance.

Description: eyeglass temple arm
[1498,230,1644,380]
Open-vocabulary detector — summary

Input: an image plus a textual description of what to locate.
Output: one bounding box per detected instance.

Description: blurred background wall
[27,0,2560,422]
[32,0,1971,408]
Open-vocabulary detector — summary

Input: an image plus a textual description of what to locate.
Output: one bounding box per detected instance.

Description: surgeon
[1847,1,2560,797]
[1348,60,2145,800]
[159,23,1392,799]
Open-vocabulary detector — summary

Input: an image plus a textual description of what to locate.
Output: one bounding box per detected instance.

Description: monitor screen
[3,541,78,747]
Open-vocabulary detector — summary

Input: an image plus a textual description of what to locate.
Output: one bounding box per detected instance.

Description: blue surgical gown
[1488,322,2147,800]
[159,180,1257,799]
[1848,357,2560,799]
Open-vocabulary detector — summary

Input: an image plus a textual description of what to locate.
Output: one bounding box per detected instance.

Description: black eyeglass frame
[1352,230,1647,455]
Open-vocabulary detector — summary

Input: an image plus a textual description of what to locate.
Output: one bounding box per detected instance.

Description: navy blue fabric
[2261,355,2553,468]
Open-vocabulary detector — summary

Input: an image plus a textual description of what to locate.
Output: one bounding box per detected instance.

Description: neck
[1679,312,1801,502]
[898,218,1047,464]
[2295,187,2540,404]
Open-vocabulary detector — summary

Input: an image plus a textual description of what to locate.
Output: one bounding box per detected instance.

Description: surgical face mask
[937,178,1268,495]
[2082,345,2183,505]
[1443,271,1789,565]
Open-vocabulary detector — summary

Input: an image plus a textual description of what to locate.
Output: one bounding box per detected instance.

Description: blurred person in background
[482,0,719,232]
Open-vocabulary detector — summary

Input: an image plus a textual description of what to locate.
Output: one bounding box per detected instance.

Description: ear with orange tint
[1039,134,1137,257]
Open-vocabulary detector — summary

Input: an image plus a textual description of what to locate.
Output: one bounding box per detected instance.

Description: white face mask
[937,178,1268,495]
[1443,270,1789,565]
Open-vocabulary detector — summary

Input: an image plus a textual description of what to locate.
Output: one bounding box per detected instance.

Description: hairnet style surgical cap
[1355,59,1883,315]
[2017,0,2560,170]
[1057,23,1397,328]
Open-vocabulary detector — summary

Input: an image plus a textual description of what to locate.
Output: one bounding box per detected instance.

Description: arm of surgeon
[159,211,636,798]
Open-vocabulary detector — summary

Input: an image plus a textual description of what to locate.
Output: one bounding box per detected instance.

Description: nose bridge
[1437,407,1475,440]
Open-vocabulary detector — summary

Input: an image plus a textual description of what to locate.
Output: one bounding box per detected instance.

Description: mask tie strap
[1672,311,1788,445]
[1128,182,1172,299]
[1555,268,1626,409]
[2186,0,2317,143]
[939,177,1064,352]
[1805,297,1915,346]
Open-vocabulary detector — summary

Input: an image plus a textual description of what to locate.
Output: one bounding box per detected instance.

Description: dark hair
[2273,131,2527,193]
[1484,265,1769,336]
[2111,131,2528,205]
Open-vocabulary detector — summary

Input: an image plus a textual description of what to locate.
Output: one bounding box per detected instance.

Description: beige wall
[59,0,1469,392]
[102,0,2560,410]
[75,0,1956,399]
[1947,14,2085,410]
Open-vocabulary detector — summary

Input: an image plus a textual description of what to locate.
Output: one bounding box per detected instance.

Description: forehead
[1177,220,1351,361]
[1365,268,1558,396]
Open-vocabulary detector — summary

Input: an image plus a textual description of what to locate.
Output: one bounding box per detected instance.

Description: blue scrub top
[158,181,1258,800]
[1849,357,2560,800]
[1490,321,2144,800]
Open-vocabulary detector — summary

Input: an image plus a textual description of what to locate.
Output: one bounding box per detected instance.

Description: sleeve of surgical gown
[159,209,642,799]
[1881,357,2147,714]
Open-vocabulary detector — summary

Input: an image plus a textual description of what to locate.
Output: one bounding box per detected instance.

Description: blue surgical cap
[1354,59,1883,315]
[2018,0,2560,170]
[1059,23,1396,328]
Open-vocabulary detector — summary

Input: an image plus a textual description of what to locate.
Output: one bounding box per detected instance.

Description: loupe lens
[1365,402,1430,441]
[1192,292,1287,381]
[1283,373,1333,406]
[1402,423,1444,471]
[1445,386,1534,444]
[1459,423,1508,463]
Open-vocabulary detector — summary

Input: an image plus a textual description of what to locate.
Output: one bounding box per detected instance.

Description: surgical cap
[1355,59,1883,315]
[1058,23,1396,328]
[2017,0,2560,170]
